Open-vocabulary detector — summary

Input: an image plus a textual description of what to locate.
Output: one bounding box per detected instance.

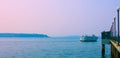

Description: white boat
[80,35,98,42]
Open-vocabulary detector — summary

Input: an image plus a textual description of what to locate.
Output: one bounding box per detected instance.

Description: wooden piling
[102,44,105,58]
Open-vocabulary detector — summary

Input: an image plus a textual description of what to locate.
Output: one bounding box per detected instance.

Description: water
[0,37,104,58]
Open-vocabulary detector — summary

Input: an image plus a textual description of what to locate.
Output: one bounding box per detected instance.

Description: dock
[101,8,120,58]
[101,31,120,58]
[110,40,120,58]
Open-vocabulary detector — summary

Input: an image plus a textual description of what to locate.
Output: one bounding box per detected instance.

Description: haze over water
[0,0,120,36]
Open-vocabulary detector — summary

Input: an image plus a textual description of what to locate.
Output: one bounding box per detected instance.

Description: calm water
[0,37,109,58]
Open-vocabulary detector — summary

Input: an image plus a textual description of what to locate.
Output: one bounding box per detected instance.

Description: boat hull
[80,40,97,42]
[80,35,98,42]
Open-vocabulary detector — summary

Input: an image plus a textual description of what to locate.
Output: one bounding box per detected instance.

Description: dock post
[111,44,112,58]
[102,44,105,58]
[118,51,120,58]
[101,31,111,58]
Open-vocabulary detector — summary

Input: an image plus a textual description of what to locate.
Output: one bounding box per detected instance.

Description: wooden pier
[110,40,120,58]
[101,31,120,58]
[101,8,120,58]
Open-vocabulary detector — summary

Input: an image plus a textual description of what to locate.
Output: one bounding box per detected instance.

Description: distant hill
[0,33,49,38]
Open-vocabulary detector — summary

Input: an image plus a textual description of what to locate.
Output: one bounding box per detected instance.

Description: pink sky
[0,0,120,36]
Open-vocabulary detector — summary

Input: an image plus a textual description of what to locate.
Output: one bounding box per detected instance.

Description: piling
[101,31,111,58]
[102,44,105,58]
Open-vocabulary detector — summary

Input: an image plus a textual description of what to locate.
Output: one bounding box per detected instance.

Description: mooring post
[117,8,120,46]
[102,44,105,58]
[118,51,120,58]
[111,44,112,58]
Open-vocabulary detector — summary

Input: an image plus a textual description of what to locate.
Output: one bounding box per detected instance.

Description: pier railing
[102,8,120,45]
[110,8,120,45]
[110,17,117,42]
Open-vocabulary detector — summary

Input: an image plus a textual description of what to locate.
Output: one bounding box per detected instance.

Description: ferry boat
[80,35,98,42]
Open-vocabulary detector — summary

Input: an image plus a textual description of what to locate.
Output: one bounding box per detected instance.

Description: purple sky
[0,0,120,36]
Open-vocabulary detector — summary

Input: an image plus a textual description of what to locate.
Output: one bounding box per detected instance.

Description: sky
[0,0,120,36]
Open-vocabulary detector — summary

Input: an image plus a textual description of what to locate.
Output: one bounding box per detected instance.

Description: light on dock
[117,7,120,45]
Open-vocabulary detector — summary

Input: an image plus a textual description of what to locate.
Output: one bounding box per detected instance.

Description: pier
[101,8,120,58]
